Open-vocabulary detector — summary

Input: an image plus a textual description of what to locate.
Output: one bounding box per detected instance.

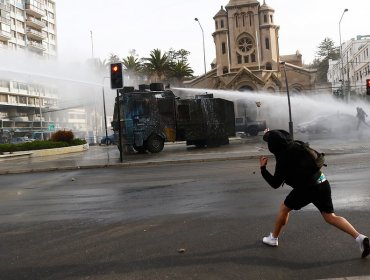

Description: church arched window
[265,38,270,50]
[251,52,256,62]
[242,13,246,27]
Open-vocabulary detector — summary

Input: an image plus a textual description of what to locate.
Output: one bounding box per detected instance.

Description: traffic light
[110,63,123,89]
[367,79,370,95]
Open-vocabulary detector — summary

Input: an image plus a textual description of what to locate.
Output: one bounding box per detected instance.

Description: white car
[296,114,358,134]
[11,136,35,144]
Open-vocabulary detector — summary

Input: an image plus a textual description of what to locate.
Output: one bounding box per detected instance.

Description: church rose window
[238,37,253,53]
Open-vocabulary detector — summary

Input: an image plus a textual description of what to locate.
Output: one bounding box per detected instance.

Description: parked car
[296,113,358,134]
[100,134,117,145]
[11,136,35,144]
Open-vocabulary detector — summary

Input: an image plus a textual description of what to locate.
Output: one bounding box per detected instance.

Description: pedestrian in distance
[356,107,369,130]
[260,129,370,258]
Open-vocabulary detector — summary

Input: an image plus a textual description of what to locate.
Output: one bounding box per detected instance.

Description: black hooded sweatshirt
[261,130,321,189]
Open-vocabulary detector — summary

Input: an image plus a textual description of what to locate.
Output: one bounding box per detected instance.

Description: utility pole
[90,30,94,58]
[339,9,348,101]
[280,62,294,139]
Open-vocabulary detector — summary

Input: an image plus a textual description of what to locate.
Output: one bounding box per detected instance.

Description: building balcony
[0,3,10,12]
[0,30,11,41]
[26,17,46,29]
[26,28,45,41]
[27,40,46,52]
[0,16,10,25]
[25,4,45,18]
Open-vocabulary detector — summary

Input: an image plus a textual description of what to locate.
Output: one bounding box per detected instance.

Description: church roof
[226,0,259,8]
[260,1,274,11]
[214,6,227,18]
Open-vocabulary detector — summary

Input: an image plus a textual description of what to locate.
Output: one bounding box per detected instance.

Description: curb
[0,153,262,175]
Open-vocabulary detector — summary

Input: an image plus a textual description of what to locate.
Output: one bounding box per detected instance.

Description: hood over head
[263,129,292,155]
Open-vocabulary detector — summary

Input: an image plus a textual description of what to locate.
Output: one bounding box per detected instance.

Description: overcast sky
[56,0,370,76]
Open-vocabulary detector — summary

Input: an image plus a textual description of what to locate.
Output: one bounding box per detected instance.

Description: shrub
[51,130,74,144]
[71,138,87,145]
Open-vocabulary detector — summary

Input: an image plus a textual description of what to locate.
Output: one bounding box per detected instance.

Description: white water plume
[0,49,118,114]
[173,87,370,139]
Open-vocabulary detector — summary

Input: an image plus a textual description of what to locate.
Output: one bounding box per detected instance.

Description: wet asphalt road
[0,150,370,280]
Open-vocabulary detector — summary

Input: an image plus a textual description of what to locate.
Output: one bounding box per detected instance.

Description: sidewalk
[1,135,370,175]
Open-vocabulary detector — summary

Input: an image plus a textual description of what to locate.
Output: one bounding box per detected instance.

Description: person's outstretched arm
[260,156,285,189]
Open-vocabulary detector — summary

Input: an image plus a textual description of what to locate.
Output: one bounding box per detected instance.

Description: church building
[185,0,316,93]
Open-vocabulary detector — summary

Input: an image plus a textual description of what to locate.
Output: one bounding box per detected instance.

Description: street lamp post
[90,30,94,58]
[280,62,294,139]
[39,92,44,140]
[194,18,207,77]
[339,8,348,101]
[102,77,109,145]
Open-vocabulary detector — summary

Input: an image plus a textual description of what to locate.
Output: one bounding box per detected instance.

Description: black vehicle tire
[207,139,221,148]
[248,127,258,136]
[147,135,164,153]
[105,139,112,145]
[191,140,206,148]
[133,144,147,153]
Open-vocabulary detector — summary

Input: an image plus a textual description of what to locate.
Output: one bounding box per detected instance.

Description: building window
[242,13,245,27]
[251,52,256,62]
[221,42,226,54]
[223,67,228,74]
[221,20,224,28]
[238,36,254,54]
[0,94,7,103]
[249,13,253,26]
[235,14,239,27]
[270,15,273,23]
[266,63,272,70]
[244,56,249,63]
[265,38,270,50]
[264,14,267,23]
[237,54,242,64]
[215,21,218,29]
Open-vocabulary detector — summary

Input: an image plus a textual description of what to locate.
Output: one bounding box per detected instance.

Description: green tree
[143,49,170,82]
[122,55,142,74]
[167,48,191,64]
[168,61,194,85]
[108,53,121,64]
[316,37,339,60]
[307,38,340,83]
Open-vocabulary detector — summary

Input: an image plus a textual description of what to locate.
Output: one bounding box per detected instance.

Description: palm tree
[122,55,144,84]
[122,55,142,74]
[143,49,170,82]
[168,61,194,85]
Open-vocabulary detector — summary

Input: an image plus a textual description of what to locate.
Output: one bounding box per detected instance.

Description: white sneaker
[262,233,278,247]
[356,235,370,258]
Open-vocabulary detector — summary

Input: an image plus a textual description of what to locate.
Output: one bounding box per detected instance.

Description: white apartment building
[0,0,60,141]
[328,35,370,99]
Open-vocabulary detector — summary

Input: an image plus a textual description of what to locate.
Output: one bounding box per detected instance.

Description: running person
[260,129,370,258]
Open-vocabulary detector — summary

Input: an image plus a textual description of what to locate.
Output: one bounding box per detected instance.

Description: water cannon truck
[111,83,264,153]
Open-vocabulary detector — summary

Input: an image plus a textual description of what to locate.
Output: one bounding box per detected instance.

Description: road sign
[48,124,55,131]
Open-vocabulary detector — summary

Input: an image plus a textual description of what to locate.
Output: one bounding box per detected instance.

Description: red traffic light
[110,63,123,89]
[367,79,370,87]
[366,79,370,95]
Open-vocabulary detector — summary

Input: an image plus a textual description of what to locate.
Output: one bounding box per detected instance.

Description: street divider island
[0,130,88,158]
